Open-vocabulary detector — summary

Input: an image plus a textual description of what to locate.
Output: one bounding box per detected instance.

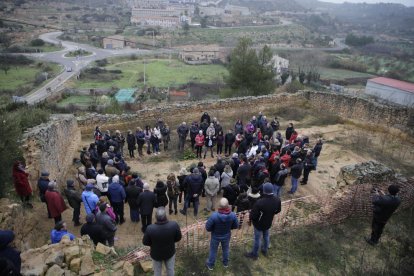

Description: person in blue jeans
[180,168,204,217]
[245,183,281,260]
[288,158,303,194]
[205,198,239,270]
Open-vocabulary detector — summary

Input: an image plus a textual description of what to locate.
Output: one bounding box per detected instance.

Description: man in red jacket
[45,181,67,223]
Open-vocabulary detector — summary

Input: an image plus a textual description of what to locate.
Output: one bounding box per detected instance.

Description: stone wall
[21,114,81,191]
[77,91,413,136]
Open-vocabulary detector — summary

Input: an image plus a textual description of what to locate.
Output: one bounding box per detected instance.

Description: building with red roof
[365,77,414,106]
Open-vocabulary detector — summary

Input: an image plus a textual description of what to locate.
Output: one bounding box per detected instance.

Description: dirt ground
[39,123,364,250]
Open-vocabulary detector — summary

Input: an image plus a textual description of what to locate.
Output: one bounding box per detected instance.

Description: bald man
[205,198,238,270]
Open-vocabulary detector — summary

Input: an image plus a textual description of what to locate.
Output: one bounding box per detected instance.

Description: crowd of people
[5,110,402,276]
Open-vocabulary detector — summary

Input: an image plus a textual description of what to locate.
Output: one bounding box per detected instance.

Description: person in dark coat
[143,207,182,276]
[189,122,200,150]
[167,173,180,215]
[45,181,67,223]
[126,130,136,158]
[205,198,238,270]
[224,130,235,156]
[245,183,281,260]
[38,171,51,217]
[180,168,204,217]
[365,185,401,245]
[289,158,303,195]
[154,181,168,208]
[313,138,323,168]
[285,123,294,141]
[126,180,142,223]
[80,213,105,245]
[0,230,21,275]
[135,127,145,157]
[12,161,32,208]
[88,143,100,169]
[96,203,117,246]
[177,168,188,204]
[137,183,157,233]
[107,175,126,224]
[222,179,240,211]
[273,164,288,197]
[301,150,315,185]
[237,156,251,192]
[177,122,189,152]
[64,180,82,226]
[200,112,211,125]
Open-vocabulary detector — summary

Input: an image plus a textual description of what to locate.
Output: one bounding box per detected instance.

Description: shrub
[30,39,45,47]
[286,80,304,93]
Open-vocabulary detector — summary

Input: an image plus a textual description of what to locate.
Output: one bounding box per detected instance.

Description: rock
[112,261,124,271]
[95,243,111,255]
[140,260,153,273]
[110,247,118,256]
[79,254,95,276]
[64,246,80,263]
[123,261,134,276]
[60,235,72,245]
[45,264,64,276]
[21,250,48,276]
[70,258,81,274]
[45,249,64,266]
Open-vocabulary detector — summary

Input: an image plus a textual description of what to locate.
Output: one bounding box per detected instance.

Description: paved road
[24,32,157,104]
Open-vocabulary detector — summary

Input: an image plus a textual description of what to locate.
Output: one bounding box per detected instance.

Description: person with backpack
[167,173,180,215]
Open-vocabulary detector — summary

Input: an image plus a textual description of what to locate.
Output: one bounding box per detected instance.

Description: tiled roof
[369,77,414,94]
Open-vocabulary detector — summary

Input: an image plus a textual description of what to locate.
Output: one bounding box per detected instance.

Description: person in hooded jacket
[45,181,67,223]
[154,181,168,208]
[108,175,126,224]
[64,180,82,226]
[126,179,142,223]
[200,112,211,125]
[0,230,21,275]
[205,198,239,270]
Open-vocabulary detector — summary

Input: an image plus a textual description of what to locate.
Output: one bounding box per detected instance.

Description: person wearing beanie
[80,214,105,245]
[245,182,281,260]
[50,221,75,244]
[82,183,99,215]
[365,184,401,245]
[37,171,51,217]
[137,183,157,233]
[205,198,238,270]
[45,181,67,223]
[64,180,83,226]
[143,207,182,276]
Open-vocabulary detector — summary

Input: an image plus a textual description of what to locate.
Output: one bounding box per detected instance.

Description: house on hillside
[271,55,289,75]
[179,45,226,64]
[103,35,126,49]
[365,77,414,106]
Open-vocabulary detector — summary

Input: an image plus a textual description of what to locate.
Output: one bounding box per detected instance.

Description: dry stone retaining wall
[21,114,81,191]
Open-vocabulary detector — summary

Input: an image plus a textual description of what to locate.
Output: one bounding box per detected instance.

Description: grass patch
[57,95,112,107]
[318,67,374,81]
[72,59,228,89]
[65,49,93,57]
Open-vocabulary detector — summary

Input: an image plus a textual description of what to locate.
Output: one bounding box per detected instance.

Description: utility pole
[152,31,155,47]
[143,59,146,86]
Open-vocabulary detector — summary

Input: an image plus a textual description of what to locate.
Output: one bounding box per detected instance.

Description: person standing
[301,150,315,185]
[166,174,179,215]
[273,164,288,197]
[365,185,401,245]
[154,181,168,208]
[313,138,323,168]
[137,183,157,233]
[95,169,109,197]
[126,179,142,223]
[82,183,99,215]
[143,207,182,276]
[205,198,239,270]
[126,130,136,158]
[135,127,146,157]
[245,183,281,260]
[204,171,220,212]
[45,181,67,223]
[80,213,105,245]
[177,122,189,152]
[288,158,303,195]
[108,175,126,224]
[161,124,171,151]
[12,161,32,208]
[37,171,51,217]
[64,180,82,226]
[180,168,204,217]
[224,130,235,156]
[96,203,117,247]
[195,130,205,159]
[222,178,240,212]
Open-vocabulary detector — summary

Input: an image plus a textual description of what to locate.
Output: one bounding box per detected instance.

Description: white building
[271,55,289,74]
[365,77,414,106]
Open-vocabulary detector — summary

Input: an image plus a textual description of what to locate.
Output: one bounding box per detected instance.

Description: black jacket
[64,187,82,209]
[125,184,142,210]
[80,223,106,245]
[250,195,281,231]
[0,230,20,275]
[143,220,182,261]
[127,134,136,150]
[373,194,401,222]
[237,163,251,186]
[290,163,303,179]
[37,177,49,202]
[137,190,157,215]
[184,174,204,197]
[154,184,168,208]
[285,126,294,140]
[223,184,240,205]
[225,133,235,146]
